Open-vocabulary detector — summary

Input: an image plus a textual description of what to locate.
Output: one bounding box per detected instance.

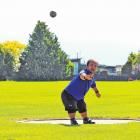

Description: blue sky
[0,0,140,65]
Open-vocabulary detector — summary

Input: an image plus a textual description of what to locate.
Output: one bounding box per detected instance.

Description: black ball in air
[50,11,57,18]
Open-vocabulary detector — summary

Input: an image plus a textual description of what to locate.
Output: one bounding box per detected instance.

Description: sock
[71,118,76,122]
[83,117,89,121]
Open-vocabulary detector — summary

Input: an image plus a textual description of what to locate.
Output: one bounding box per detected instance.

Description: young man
[61,59,101,125]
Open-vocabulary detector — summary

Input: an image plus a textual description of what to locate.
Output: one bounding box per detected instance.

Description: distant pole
[77,52,78,59]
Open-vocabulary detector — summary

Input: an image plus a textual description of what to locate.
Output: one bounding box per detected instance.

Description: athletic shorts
[61,90,87,113]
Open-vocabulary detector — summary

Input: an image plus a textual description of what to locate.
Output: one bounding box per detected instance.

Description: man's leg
[68,112,76,119]
[61,90,79,125]
[68,111,79,125]
[80,111,88,119]
[80,112,92,123]
[77,99,95,124]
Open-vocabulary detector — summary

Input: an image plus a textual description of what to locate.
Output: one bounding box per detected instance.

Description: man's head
[86,59,98,72]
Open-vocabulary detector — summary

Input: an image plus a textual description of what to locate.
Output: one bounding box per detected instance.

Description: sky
[0,0,140,65]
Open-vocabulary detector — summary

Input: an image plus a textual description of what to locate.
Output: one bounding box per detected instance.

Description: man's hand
[80,73,94,80]
[85,75,93,80]
[93,87,101,98]
[95,92,101,98]
[80,73,86,80]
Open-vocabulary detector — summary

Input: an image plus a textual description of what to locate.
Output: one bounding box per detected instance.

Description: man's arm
[91,81,101,98]
[92,86,101,98]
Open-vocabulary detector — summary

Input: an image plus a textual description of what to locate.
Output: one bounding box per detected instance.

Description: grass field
[0,81,140,140]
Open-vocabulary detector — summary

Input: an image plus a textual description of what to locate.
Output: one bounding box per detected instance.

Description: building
[116,65,123,75]
[98,65,116,76]
[70,58,82,76]
[70,58,123,76]
[98,65,122,76]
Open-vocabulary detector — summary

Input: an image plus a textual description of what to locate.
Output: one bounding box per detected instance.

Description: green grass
[0,81,140,140]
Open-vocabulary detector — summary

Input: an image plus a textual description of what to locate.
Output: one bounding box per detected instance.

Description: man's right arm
[80,73,93,80]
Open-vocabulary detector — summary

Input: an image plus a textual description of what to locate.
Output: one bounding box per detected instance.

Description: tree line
[0,21,74,81]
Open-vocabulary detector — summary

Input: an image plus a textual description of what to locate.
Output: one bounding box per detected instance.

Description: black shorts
[61,90,87,113]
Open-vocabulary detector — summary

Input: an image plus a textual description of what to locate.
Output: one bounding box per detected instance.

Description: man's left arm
[91,81,101,98]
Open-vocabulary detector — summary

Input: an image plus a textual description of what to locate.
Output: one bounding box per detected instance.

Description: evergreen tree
[18,21,73,80]
[122,61,132,75]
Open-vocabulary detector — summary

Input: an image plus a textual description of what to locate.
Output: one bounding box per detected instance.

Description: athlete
[61,59,101,125]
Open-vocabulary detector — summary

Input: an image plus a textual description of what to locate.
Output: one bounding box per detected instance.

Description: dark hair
[86,59,98,66]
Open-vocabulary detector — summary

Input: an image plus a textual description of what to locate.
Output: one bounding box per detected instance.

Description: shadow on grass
[58,124,80,127]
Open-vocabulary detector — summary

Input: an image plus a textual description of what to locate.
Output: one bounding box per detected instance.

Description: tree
[0,44,14,80]
[122,61,132,75]
[128,52,137,65]
[136,51,140,64]
[135,52,140,79]
[122,52,137,75]
[0,41,26,80]
[18,21,73,80]
[2,41,26,71]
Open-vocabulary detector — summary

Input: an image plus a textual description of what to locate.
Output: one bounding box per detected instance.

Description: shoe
[70,119,79,126]
[83,118,95,124]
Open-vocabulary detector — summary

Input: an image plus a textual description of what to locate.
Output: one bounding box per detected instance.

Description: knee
[66,104,77,113]
[77,100,87,113]
[78,108,87,113]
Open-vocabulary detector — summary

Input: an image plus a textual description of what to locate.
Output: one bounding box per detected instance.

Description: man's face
[87,62,98,72]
